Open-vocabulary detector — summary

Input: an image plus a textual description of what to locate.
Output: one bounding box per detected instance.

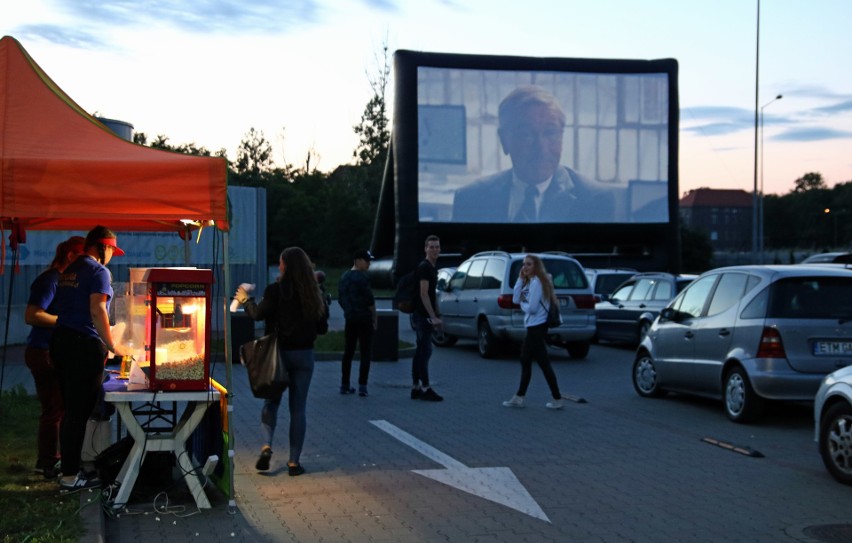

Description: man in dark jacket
[337,250,377,396]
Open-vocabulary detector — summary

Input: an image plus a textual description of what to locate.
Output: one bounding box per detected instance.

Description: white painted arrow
[370,419,550,523]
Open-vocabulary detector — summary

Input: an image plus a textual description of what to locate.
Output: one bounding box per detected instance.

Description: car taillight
[571,294,596,310]
[756,327,786,358]
[497,294,519,309]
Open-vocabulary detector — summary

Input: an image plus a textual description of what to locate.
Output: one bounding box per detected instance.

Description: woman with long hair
[502,254,564,410]
[24,236,85,479]
[235,247,328,475]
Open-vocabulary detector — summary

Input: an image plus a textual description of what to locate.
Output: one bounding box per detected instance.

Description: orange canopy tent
[0,35,237,506]
[0,35,229,234]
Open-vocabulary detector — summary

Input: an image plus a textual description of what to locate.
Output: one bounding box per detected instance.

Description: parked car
[633,264,852,422]
[800,252,852,264]
[594,272,696,345]
[814,365,852,485]
[433,251,596,359]
[584,268,637,302]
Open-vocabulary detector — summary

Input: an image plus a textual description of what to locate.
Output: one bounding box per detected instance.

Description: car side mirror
[660,307,677,322]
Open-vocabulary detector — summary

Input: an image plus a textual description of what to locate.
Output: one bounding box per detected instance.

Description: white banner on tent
[13,187,259,266]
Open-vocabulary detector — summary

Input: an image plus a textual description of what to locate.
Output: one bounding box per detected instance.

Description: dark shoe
[340,385,356,394]
[421,388,443,402]
[59,472,101,493]
[35,462,61,480]
[288,463,305,476]
[358,385,368,397]
[410,387,423,400]
[256,447,272,471]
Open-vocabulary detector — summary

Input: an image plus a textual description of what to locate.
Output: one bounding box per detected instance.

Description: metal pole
[752,0,761,264]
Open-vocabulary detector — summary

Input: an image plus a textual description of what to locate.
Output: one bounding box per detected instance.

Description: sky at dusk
[3,0,851,196]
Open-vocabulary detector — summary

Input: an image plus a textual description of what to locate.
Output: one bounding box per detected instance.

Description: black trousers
[341,317,373,386]
[516,323,561,399]
[49,326,107,477]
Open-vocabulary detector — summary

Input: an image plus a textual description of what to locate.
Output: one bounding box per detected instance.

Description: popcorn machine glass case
[131,268,213,391]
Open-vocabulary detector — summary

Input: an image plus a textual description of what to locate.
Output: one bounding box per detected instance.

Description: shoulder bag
[240,284,289,399]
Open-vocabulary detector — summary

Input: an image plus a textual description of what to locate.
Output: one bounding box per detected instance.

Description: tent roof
[0,35,229,233]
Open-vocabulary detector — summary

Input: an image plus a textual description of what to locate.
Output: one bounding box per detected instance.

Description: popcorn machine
[128,268,213,391]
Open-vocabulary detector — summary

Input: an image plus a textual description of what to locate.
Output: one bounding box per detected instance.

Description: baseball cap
[353,249,374,262]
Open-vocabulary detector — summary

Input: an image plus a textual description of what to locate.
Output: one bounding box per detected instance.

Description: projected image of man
[452,85,614,223]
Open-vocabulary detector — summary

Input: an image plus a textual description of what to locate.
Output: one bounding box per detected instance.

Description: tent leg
[222,232,236,511]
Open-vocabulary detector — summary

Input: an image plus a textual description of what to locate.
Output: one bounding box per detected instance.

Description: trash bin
[231,312,256,364]
[372,309,399,361]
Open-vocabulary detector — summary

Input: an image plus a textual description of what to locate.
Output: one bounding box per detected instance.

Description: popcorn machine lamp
[144,268,213,391]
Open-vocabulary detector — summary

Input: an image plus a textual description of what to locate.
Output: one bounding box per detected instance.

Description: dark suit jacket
[451,166,615,223]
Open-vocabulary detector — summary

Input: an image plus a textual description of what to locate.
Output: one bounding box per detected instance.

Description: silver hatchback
[434,251,596,359]
[633,265,852,422]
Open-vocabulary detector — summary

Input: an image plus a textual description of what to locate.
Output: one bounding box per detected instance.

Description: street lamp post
[752,0,761,264]
[759,94,783,263]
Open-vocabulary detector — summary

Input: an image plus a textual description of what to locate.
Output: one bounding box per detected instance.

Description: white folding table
[103,380,220,509]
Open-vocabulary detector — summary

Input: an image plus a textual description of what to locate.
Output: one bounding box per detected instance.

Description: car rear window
[767,276,852,319]
[595,273,634,294]
[509,259,588,289]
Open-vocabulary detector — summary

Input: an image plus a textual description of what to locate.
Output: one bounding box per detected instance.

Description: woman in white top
[503,254,563,409]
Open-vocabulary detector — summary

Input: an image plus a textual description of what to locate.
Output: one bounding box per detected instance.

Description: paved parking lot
[4,301,851,542]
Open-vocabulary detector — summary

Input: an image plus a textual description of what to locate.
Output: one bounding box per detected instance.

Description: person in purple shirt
[49,225,128,492]
[24,236,85,479]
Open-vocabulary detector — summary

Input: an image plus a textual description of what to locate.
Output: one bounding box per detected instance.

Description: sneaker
[256,447,272,471]
[59,472,101,493]
[420,388,443,402]
[546,398,564,410]
[502,395,525,408]
[288,463,305,477]
[340,385,356,395]
[358,385,369,397]
[410,387,423,400]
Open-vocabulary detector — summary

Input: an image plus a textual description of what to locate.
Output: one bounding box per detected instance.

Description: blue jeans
[410,313,434,387]
[261,348,314,464]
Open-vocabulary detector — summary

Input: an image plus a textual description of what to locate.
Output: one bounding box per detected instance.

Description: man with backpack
[409,235,444,402]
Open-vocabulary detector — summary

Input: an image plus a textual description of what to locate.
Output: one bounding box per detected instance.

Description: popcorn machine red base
[129,268,213,391]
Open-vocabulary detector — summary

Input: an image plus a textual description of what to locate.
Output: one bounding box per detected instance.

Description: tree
[235,128,273,178]
[352,41,391,167]
[793,172,827,193]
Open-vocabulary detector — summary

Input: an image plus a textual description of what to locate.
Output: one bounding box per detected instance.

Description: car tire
[637,320,651,344]
[723,366,763,423]
[566,341,590,359]
[431,329,458,347]
[632,351,666,398]
[477,320,498,359]
[819,401,852,485]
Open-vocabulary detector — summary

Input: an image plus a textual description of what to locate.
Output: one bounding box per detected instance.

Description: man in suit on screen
[452,85,614,223]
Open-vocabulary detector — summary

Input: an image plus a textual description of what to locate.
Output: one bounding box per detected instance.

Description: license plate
[813,341,852,356]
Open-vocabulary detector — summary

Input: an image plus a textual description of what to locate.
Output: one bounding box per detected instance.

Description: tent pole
[222,231,236,512]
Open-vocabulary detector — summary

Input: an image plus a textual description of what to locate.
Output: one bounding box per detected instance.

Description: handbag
[542,297,563,328]
[241,333,289,399]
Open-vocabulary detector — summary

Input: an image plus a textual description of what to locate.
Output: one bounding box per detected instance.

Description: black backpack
[394,269,419,313]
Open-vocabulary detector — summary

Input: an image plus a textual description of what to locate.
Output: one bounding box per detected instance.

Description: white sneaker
[546,398,564,410]
[502,395,525,408]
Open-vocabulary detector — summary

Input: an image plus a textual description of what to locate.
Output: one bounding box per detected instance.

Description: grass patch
[0,386,85,543]
[214,328,412,355]
[314,330,413,352]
